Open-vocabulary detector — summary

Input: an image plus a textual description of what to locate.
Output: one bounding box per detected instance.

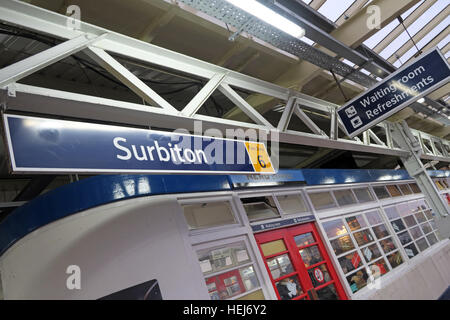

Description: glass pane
[386,185,402,197]
[399,184,412,195]
[384,206,399,220]
[330,235,355,255]
[309,192,336,210]
[242,196,280,221]
[275,276,303,300]
[346,215,367,231]
[276,194,308,214]
[197,242,250,275]
[322,219,347,238]
[299,245,323,267]
[379,237,397,254]
[260,240,286,257]
[224,276,242,298]
[308,264,332,288]
[391,219,406,232]
[294,232,315,247]
[353,188,373,203]
[426,233,438,246]
[372,224,390,239]
[415,237,429,252]
[396,203,411,217]
[373,186,390,199]
[410,201,425,213]
[409,183,421,193]
[415,211,427,224]
[353,229,375,246]
[338,251,363,274]
[362,243,382,262]
[239,266,260,292]
[366,211,383,226]
[420,222,432,235]
[347,269,369,293]
[398,231,413,245]
[429,219,437,230]
[334,190,357,206]
[387,251,404,269]
[424,209,433,220]
[316,284,338,300]
[403,215,417,228]
[410,226,423,240]
[368,258,389,278]
[404,243,419,258]
[184,202,236,230]
[267,254,294,279]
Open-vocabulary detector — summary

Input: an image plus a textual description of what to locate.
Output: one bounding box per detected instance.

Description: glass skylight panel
[318,0,356,22]
[301,36,315,45]
[394,17,450,66]
[437,35,449,49]
[342,59,356,67]
[302,0,313,5]
[363,19,399,49]
[400,0,425,19]
[379,1,448,60]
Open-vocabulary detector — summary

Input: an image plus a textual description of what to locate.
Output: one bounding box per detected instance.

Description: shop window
[334,190,357,206]
[308,191,337,210]
[373,186,390,200]
[386,251,403,269]
[382,199,439,259]
[346,269,369,294]
[409,183,421,194]
[353,187,374,203]
[276,194,308,215]
[399,184,412,195]
[346,215,367,231]
[322,209,402,294]
[242,196,280,222]
[434,180,445,190]
[197,242,251,275]
[322,219,348,238]
[366,211,383,225]
[196,241,263,300]
[386,185,402,197]
[330,235,355,255]
[441,179,449,189]
[183,201,237,230]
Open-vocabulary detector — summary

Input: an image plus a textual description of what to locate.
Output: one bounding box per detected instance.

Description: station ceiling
[0,0,448,217]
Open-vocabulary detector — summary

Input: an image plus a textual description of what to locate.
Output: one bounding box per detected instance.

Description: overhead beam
[0,34,101,88]
[373,0,436,53]
[181,73,227,117]
[224,0,420,119]
[85,46,178,113]
[387,7,449,63]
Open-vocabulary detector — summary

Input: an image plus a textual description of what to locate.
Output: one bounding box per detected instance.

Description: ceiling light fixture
[417,98,425,104]
[225,0,306,39]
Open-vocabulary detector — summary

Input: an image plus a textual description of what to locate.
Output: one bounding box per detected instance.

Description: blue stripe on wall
[0,169,448,256]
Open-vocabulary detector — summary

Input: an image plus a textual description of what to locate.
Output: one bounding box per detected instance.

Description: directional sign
[2,114,275,175]
[337,48,450,138]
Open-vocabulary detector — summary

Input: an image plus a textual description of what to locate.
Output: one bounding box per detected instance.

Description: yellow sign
[245,142,275,173]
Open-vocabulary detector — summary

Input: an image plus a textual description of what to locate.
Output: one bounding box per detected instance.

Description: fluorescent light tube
[225,0,305,39]
[417,98,425,104]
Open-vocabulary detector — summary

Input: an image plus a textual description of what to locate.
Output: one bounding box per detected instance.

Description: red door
[255,222,347,300]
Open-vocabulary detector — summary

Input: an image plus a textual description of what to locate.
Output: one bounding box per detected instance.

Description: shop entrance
[255,223,347,300]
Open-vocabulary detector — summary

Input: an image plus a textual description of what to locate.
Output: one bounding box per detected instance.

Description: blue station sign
[337,48,450,138]
[2,114,275,175]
